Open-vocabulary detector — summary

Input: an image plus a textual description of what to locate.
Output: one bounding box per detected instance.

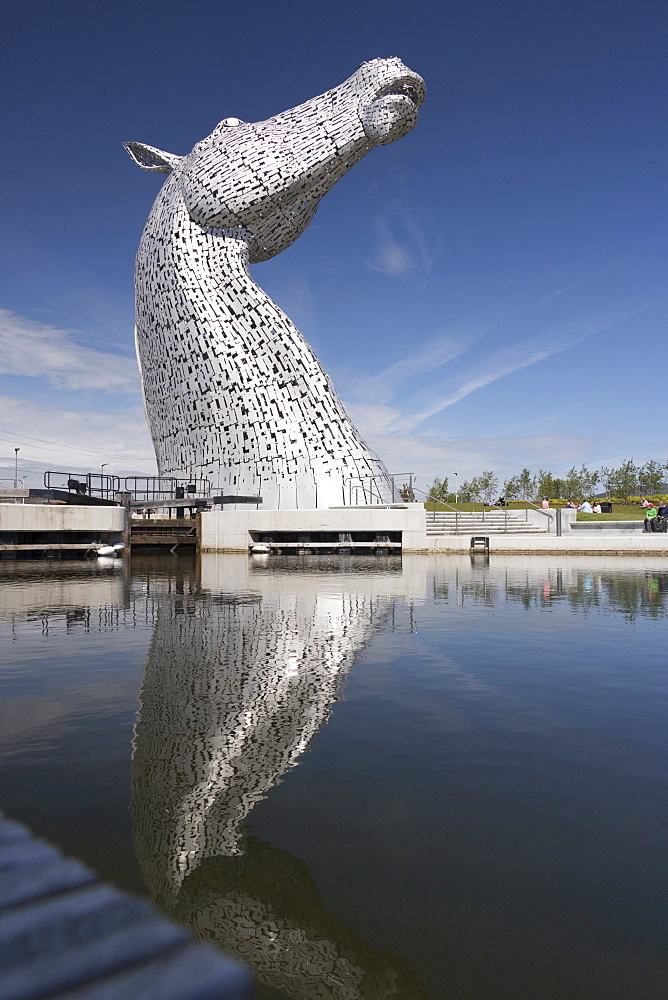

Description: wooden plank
[0,544,97,552]
[130,535,197,546]
[254,542,401,549]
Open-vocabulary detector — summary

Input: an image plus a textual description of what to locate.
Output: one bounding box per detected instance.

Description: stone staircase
[426,510,549,536]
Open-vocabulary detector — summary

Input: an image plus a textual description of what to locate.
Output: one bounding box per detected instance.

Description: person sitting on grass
[641,497,652,508]
[579,500,592,513]
[592,502,602,513]
[643,504,658,532]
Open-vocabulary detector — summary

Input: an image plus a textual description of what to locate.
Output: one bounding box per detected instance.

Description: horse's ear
[123,141,181,173]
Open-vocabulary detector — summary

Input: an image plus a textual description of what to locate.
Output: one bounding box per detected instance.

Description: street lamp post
[454,472,458,504]
[14,448,20,487]
[101,463,108,498]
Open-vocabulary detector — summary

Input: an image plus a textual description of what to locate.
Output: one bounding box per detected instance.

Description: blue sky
[0,0,665,491]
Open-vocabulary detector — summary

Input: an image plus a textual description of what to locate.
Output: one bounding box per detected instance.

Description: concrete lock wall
[426,533,668,554]
[0,506,126,533]
[199,504,427,552]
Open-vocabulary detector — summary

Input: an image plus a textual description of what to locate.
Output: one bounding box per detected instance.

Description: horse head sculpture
[126,58,425,508]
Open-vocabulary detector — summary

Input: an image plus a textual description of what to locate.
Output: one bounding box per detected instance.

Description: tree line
[426,459,668,504]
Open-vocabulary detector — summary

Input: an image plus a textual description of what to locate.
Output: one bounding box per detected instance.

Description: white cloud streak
[0,394,156,484]
[344,400,605,485]
[0,309,139,393]
[367,214,414,276]
[397,306,640,430]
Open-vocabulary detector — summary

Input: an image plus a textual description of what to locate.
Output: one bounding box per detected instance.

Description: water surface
[1,553,667,999]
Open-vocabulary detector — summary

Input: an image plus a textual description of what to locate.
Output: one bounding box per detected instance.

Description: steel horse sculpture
[125,58,425,508]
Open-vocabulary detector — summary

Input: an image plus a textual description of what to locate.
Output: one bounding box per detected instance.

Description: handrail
[522,499,554,528]
[416,490,555,535]
[410,485,460,534]
[411,484,458,512]
[471,496,508,532]
[344,471,416,506]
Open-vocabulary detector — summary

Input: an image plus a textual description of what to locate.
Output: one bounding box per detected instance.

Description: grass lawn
[422,501,647,521]
[576,506,646,521]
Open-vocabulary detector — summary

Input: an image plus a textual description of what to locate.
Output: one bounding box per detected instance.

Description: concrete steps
[426,511,548,536]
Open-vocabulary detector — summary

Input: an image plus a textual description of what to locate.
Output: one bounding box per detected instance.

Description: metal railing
[521,499,554,531]
[44,471,121,500]
[412,485,461,534]
[344,472,415,506]
[43,472,212,503]
[0,477,26,503]
[418,491,555,535]
[122,476,211,502]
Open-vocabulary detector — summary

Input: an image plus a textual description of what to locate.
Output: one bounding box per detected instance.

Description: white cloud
[345,399,604,487]
[367,215,414,276]
[397,305,640,429]
[0,308,139,393]
[0,394,156,486]
[350,325,483,404]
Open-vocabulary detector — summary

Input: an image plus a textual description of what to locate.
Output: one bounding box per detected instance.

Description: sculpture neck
[187,224,253,285]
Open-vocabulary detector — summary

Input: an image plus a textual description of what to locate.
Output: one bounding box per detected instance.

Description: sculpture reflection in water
[131,571,427,1000]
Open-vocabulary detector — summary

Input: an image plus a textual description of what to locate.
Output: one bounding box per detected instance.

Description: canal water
[1,553,667,999]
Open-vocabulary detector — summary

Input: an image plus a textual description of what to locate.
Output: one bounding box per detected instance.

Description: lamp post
[454,472,458,504]
[14,447,20,487]
[101,463,108,498]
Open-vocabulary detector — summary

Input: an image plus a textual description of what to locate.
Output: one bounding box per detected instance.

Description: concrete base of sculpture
[199,505,427,552]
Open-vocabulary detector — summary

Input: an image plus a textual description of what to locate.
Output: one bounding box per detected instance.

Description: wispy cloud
[344,400,605,485]
[397,305,641,430]
[347,276,598,406]
[0,393,156,484]
[366,198,440,278]
[350,320,490,404]
[0,309,139,393]
[367,215,414,276]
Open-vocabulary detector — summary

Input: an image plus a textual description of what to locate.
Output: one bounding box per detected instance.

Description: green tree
[536,469,565,500]
[579,464,599,497]
[598,466,614,499]
[563,466,583,500]
[476,469,499,502]
[516,468,535,501]
[426,476,449,505]
[638,460,665,495]
[609,459,638,501]
[503,474,521,500]
[459,471,499,503]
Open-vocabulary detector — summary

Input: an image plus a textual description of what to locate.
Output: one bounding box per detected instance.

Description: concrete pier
[0,505,126,557]
[199,504,426,553]
[198,505,668,555]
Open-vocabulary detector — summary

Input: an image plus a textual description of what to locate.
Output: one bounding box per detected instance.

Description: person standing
[541,497,549,509]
